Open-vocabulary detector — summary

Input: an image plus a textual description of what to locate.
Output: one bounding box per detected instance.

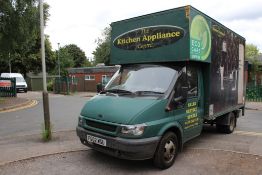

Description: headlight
[78,116,84,126]
[120,124,146,136]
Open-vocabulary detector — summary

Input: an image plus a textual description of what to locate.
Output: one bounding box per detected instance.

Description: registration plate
[86,134,107,147]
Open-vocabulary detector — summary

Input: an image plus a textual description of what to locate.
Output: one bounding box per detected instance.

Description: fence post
[66,77,70,95]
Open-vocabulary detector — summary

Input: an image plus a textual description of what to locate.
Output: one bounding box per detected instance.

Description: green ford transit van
[77,6,246,169]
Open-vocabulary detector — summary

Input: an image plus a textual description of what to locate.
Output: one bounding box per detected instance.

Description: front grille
[86,120,117,132]
[16,85,25,88]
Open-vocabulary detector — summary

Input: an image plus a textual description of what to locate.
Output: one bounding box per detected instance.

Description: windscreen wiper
[135,90,164,96]
[102,89,135,96]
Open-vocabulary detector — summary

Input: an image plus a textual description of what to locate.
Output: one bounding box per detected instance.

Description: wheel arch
[158,123,183,151]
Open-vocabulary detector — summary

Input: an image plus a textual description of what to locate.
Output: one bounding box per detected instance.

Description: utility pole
[57,43,61,78]
[9,53,11,73]
[57,43,61,93]
[40,0,51,140]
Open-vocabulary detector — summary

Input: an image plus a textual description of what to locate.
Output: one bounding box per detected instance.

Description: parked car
[0,73,28,93]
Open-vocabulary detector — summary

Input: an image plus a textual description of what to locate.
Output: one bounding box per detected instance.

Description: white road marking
[234,130,262,137]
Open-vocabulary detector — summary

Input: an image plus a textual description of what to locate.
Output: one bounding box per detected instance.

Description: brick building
[68,66,119,92]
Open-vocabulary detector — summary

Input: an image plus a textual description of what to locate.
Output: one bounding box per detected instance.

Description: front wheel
[153,132,178,169]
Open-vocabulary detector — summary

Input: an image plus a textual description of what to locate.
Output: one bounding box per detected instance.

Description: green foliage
[42,128,51,141]
[245,44,261,83]
[246,84,262,102]
[92,27,111,65]
[0,0,54,75]
[57,47,74,76]
[47,79,54,92]
[63,44,89,67]
[83,59,93,67]
[41,124,52,141]
[245,44,260,61]
[56,44,92,76]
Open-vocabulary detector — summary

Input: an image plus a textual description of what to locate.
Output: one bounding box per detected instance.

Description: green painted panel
[110,6,190,65]
[189,8,212,62]
[80,95,158,125]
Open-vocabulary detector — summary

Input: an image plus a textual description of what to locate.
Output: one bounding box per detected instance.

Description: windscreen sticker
[113,25,184,50]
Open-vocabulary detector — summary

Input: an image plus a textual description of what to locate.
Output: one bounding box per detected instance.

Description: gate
[54,77,78,95]
[0,77,17,97]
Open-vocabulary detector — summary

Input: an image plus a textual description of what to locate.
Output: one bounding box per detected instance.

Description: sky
[45,0,262,58]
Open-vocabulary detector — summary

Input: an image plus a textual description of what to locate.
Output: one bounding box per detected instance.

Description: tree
[245,44,261,84]
[245,44,260,61]
[63,44,89,67]
[23,35,55,74]
[0,0,53,75]
[92,27,111,65]
[57,47,74,76]
[55,44,92,76]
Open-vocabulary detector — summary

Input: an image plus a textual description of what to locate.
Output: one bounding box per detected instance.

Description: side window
[187,66,198,98]
[173,67,187,108]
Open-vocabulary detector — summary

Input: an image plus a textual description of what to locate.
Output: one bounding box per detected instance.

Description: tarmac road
[0,92,92,138]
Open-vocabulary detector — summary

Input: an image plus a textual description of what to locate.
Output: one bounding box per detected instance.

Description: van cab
[0,73,28,93]
[77,63,203,168]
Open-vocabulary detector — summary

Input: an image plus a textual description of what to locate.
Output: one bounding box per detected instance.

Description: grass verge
[41,123,53,141]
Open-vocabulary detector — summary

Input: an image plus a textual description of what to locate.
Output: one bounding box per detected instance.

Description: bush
[47,80,54,92]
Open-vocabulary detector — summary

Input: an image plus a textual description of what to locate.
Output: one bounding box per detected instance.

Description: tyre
[216,112,236,134]
[153,132,178,169]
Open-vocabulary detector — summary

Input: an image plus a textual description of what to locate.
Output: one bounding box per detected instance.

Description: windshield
[105,64,180,95]
[15,77,25,83]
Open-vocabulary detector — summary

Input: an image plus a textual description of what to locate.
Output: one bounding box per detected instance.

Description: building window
[71,75,77,85]
[85,75,95,81]
[102,75,111,85]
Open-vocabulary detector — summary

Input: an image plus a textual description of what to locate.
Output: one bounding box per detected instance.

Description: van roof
[1,73,23,78]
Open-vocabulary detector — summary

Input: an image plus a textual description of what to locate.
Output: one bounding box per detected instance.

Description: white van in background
[0,73,28,93]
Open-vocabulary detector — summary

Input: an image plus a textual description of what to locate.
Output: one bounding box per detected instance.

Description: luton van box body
[110,5,246,119]
[77,5,245,169]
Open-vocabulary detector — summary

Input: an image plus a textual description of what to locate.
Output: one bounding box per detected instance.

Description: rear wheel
[216,112,236,134]
[153,132,178,169]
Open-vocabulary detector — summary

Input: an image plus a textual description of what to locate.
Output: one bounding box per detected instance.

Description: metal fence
[54,77,78,95]
[0,77,17,97]
[246,84,262,102]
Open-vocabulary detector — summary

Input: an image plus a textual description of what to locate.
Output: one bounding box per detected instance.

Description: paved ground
[245,101,262,111]
[0,97,27,109]
[0,131,87,166]
[0,128,262,175]
[1,149,262,175]
[0,97,32,112]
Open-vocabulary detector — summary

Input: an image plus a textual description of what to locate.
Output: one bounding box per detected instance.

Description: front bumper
[16,87,27,92]
[76,126,160,160]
